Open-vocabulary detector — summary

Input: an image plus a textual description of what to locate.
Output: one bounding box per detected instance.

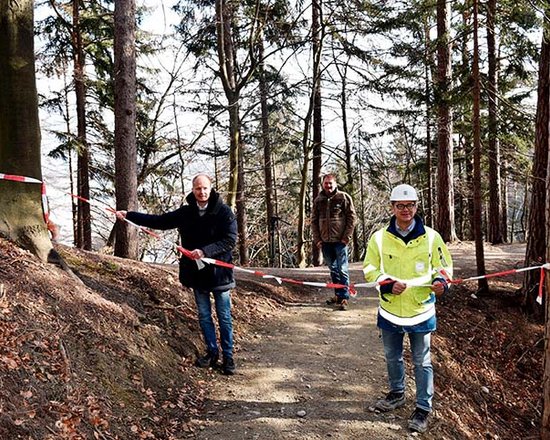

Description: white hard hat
[390,184,418,201]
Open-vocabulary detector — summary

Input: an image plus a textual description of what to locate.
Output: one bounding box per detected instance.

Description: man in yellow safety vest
[363,184,453,433]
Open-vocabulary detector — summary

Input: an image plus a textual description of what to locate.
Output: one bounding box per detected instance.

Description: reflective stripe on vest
[378,303,436,326]
[375,226,438,326]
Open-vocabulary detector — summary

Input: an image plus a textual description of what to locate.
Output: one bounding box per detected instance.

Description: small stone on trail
[481,386,490,394]
[296,410,307,418]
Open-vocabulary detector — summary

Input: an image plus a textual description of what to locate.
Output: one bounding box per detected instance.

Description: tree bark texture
[0,0,53,262]
[214,0,250,265]
[424,16,433,228]
[543,266,550,439]
[311,0,323,267]
[543,151,550,435]
[216,0,238,210]
[486,0,503,244]
[72,0,91,250]
[259,38,276,267]
[339,68,359,262]
[296,0,324,268]
[113,0,139,259]
[524,13,550,316]
[435,0,457,243]
[472,0,488,292]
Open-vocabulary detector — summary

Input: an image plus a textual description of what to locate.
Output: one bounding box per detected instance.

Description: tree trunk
[72,0,92,250]
[214,0,251,264]
[236,133,248,265]
[523,10,550,317]
[472,0,488,293]
[113,0,138,259]
[216,0,238,211]
[501,167,508,239]
[297,155,310,269]
[543,176,550,435]
[258,38,275,267]
[297,0,324,268]
[486,0,503,244]
[297,96,315,268]
[435,0,457,243]
[542,262,550,438]
[0,0,53,262]
[311,0,323,267]
[424,16,433,228]
[339,69,359,262]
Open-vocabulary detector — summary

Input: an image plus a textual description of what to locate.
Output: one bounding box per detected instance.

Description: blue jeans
[381,329,433,412]
[321,242,350,299]
[193,289,234,359]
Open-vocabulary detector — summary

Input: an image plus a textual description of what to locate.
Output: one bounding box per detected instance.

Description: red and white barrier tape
[67,193,357,294]
[3,172,548,301]
[68,192,550,300]
[0,172,49,223]
[0,173,42,184]
[69,193,550,303]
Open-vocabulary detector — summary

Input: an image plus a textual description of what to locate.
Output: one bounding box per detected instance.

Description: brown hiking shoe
[338,299,349,311]
[325,296,338,305]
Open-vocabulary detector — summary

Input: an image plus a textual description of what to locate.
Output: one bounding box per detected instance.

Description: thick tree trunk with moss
[0,0,53,262]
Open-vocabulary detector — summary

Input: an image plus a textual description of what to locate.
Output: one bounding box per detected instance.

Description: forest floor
[0,238,542,439]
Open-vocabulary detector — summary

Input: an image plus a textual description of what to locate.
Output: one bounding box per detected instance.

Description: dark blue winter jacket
[126,190,237,291]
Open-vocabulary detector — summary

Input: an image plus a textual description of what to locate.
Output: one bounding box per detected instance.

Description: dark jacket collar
[186,190,222,214]
[387,214,426,243]
[321,188,338,199]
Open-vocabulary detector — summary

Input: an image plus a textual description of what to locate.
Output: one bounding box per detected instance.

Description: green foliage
[34,0,543,259]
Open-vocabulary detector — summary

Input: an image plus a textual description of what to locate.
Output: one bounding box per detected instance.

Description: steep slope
[0,238,297,439]
[0,238,542,439]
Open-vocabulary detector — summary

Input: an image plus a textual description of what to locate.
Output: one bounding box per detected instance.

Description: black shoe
[195,351,219,368]
[326,296,338,305]
[338,299,349,311]
[374,391,406,412]
[408,407,430,433]
[222,356,236,375]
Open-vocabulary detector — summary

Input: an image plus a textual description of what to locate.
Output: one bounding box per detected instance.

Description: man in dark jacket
[311,173,357,310]
[116,174,238,375]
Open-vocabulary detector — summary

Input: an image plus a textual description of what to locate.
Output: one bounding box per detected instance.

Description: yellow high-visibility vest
[363,226,453,326]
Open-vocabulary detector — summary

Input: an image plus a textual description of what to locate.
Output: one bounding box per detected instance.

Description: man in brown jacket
[311,173,357,310]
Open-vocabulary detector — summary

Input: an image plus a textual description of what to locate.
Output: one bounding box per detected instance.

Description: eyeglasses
[394,203,417,211]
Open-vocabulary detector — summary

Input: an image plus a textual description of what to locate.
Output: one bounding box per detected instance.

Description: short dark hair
[321,173,337,183]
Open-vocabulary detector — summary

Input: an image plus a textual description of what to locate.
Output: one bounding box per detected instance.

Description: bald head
[192,174,213,186]
[192,174,213,207]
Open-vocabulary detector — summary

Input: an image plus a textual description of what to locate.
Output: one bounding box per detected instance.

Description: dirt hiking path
[192,243,526,440]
